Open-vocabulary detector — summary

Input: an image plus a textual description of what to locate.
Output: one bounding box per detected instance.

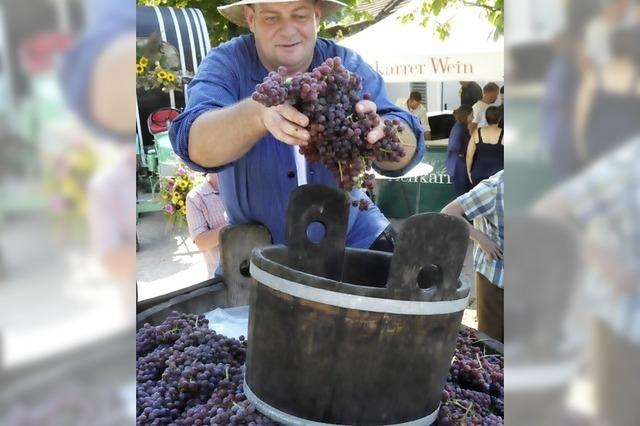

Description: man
[470,82,500,134]
[441,170,504,341]
[186,173,228,279]
[459,81,483,108]
[396,91,431,141]
[169,0,425,252]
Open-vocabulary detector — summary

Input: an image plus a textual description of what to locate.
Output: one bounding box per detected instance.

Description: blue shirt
[446,122,469,176]
[59,0,135,142]
[170,35,425,247]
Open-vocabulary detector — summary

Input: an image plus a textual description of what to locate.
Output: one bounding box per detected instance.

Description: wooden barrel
[135,5,210,156]
[245,185,471,425]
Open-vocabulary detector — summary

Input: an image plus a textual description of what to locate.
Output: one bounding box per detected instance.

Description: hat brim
[218,0,347,28]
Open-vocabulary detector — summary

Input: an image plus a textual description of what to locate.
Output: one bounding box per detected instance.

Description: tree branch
[460,0,498,12]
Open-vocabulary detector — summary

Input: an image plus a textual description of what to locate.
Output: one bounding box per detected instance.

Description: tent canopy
[338,1,504,82]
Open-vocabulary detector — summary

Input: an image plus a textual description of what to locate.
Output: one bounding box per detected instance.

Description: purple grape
[251,57,406,210]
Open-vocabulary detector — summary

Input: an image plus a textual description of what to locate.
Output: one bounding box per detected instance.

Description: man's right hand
[260,103,311,146]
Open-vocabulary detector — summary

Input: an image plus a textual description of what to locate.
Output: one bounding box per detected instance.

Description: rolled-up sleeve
[457,176,498,220]
[169,44,240,173]
[341,47,426,178]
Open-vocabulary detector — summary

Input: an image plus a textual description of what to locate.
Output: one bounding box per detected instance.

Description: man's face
[487,90,498,104]
[245,0,321,74]
[407,99,420,110]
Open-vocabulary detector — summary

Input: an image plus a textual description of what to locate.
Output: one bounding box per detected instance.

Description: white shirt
[472,100,491,129]
[396,98,431,132]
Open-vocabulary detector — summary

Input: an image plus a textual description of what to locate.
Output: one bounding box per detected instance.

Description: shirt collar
[200,180,219,196]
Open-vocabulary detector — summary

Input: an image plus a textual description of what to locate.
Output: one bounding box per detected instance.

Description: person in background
[442,169,504,342]
[186,173,228,279]
[498,85,504,129]
[574,24,640,163]
[466,106,504,187]
[470,82,500,134]
[584,0,633,66]
[396,91,431,141]
[460,81,483,108]
[446,105,473,196]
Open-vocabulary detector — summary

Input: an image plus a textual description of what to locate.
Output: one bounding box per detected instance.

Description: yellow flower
[172,193,181,203]
[178,179,189,189]
[166,72,175,82]
[162,194,169,200]
[139,56,149,67]
[180,206,187,215]
[157,70,168,80]
[178,200,184,206]
[136,64,145,75]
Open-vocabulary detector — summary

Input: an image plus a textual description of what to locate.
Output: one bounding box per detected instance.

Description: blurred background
[506,0,639,425]
[0,0,135,424]
[0,0,638,424]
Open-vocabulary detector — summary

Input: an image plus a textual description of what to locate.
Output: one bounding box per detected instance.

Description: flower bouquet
[136,32,191,92]
[158,165,203,230]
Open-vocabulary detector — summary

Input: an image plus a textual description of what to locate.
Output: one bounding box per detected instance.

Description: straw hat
[218,0,347,28]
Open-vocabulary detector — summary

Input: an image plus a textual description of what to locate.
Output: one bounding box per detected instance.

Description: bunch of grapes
[252,57,406,210]
[436,325,504,425]
[136,312,275,425]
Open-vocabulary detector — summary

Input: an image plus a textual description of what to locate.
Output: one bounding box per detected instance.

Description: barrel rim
[243,378,441,426]
[250,259,470,315]
[251,245,471,304]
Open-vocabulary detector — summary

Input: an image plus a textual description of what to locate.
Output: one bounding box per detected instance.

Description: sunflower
[139,56,149,67]
[166,72,176,82]
[172,193,181,203]
[136,64,145,75]
[162,194,169,200]
[180,206,187,215]
[178,200,184,207]
[157,69,168,80]
[178,179,189,190]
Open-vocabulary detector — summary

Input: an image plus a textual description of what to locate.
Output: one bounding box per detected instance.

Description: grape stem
[476,353,485,371]
[195,316,198,328]
[337,161,344,183]
[225,366,229,380]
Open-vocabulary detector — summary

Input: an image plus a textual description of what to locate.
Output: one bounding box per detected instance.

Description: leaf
[432,0,443,15]
[400,13,415,23]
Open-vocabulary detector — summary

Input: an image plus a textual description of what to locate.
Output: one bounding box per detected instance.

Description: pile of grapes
[136,314,503,426]
[136,312,275,425]
[437,325,504,426]
[252,57,406,210]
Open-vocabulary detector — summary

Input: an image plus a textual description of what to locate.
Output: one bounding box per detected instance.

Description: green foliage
[400,0,503,41]
[137,0,503,46]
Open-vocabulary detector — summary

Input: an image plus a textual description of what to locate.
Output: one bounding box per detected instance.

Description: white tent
[338,1,504,82]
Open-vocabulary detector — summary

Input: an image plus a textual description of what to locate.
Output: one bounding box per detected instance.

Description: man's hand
[261,103,310,146]
[355,100,385,144]
[477,233,503,261]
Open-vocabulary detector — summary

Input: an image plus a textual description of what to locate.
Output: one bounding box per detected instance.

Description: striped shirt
[186,180,228,279]
[561,138,640,343]
[457,170,505,288]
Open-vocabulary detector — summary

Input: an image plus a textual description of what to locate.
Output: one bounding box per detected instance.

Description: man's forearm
[188,98,267,168]
[374,118,418,171]
[194,228,222,252]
